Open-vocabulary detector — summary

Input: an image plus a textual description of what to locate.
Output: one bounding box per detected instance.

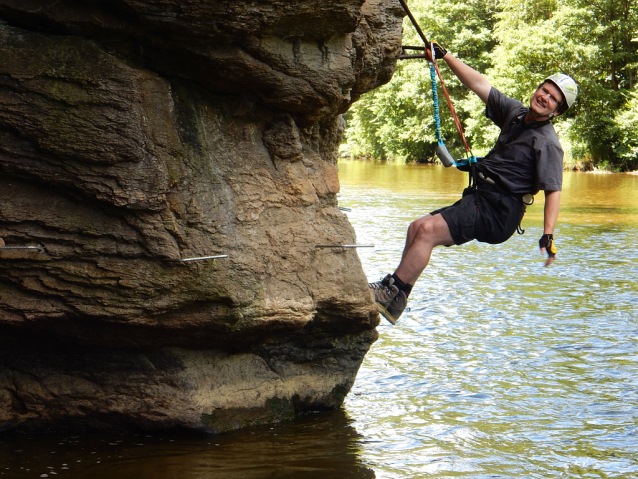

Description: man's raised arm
[439,53,492,104]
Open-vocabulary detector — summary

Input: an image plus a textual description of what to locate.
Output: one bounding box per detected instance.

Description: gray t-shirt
[480,87,563,195]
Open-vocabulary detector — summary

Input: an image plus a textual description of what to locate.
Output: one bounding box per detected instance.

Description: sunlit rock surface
[0,0,403,433]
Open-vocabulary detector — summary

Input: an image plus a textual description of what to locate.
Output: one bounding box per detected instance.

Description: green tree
[614,89,638,168]
[342,61,438,161]
[342,0,499,162]
[488,0,638,168]
[343,0,638,169]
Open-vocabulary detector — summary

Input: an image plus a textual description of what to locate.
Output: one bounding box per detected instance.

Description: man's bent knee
[414,213,453,246]
[413,218,438,241]
[409,214,432,231]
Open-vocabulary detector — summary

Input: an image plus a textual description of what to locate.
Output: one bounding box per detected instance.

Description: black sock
[392,273,413,298]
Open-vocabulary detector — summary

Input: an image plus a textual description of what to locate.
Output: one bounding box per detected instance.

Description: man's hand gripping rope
[427,41,447,61]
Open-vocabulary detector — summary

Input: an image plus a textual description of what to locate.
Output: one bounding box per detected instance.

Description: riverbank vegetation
[342,0,638,171]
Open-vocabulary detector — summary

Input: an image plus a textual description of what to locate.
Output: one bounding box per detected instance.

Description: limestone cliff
[0,0,403,433]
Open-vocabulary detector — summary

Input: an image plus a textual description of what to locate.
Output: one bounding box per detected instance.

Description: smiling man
[369,43,578,325]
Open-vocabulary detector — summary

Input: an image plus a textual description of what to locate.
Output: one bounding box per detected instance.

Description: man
[370,43,578,325]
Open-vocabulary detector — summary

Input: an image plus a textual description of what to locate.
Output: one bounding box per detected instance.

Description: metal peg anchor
[315,244,374,249]
[180,255,229,262]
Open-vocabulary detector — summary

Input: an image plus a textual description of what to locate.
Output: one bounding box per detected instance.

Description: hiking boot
[369,274,398,308]
[384,290,408,325]
[369,275,402,325]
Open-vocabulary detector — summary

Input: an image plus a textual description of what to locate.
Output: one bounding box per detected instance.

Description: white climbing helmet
[544,73,578,114]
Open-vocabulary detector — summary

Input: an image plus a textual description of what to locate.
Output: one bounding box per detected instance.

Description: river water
[1,160,637,478]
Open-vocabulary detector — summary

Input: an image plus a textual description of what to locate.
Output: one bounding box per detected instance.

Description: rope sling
[397,0,481,195]
[396,0,479,171]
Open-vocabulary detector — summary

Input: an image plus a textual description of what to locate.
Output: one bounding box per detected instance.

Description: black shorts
[432,183,524,245]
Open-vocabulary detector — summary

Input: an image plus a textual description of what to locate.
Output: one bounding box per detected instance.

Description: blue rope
[429,62,444,147]
[430,57,479,169]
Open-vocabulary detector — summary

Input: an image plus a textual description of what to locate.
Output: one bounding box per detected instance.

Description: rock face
[0,1,403,433]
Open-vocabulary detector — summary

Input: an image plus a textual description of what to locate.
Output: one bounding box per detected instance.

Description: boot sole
[377,303,398,325]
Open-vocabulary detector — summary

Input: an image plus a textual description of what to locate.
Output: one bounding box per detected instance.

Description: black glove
[427,41,448,60]
[539,233,557,258]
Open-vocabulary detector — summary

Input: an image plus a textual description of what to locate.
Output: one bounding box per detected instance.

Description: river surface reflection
[1,161,637,478]
[0,411,373,478]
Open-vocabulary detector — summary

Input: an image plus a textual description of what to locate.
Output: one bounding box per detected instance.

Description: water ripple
[341,162,638,478]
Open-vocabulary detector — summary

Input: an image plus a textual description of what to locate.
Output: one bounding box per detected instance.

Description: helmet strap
[527,110,552,121]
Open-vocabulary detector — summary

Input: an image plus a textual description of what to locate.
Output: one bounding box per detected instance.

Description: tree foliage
[343,0,638,170]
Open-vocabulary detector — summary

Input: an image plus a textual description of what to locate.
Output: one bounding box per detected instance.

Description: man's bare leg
[395,213,454,286]
[401,213,434,260]
[369,213,454,324]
